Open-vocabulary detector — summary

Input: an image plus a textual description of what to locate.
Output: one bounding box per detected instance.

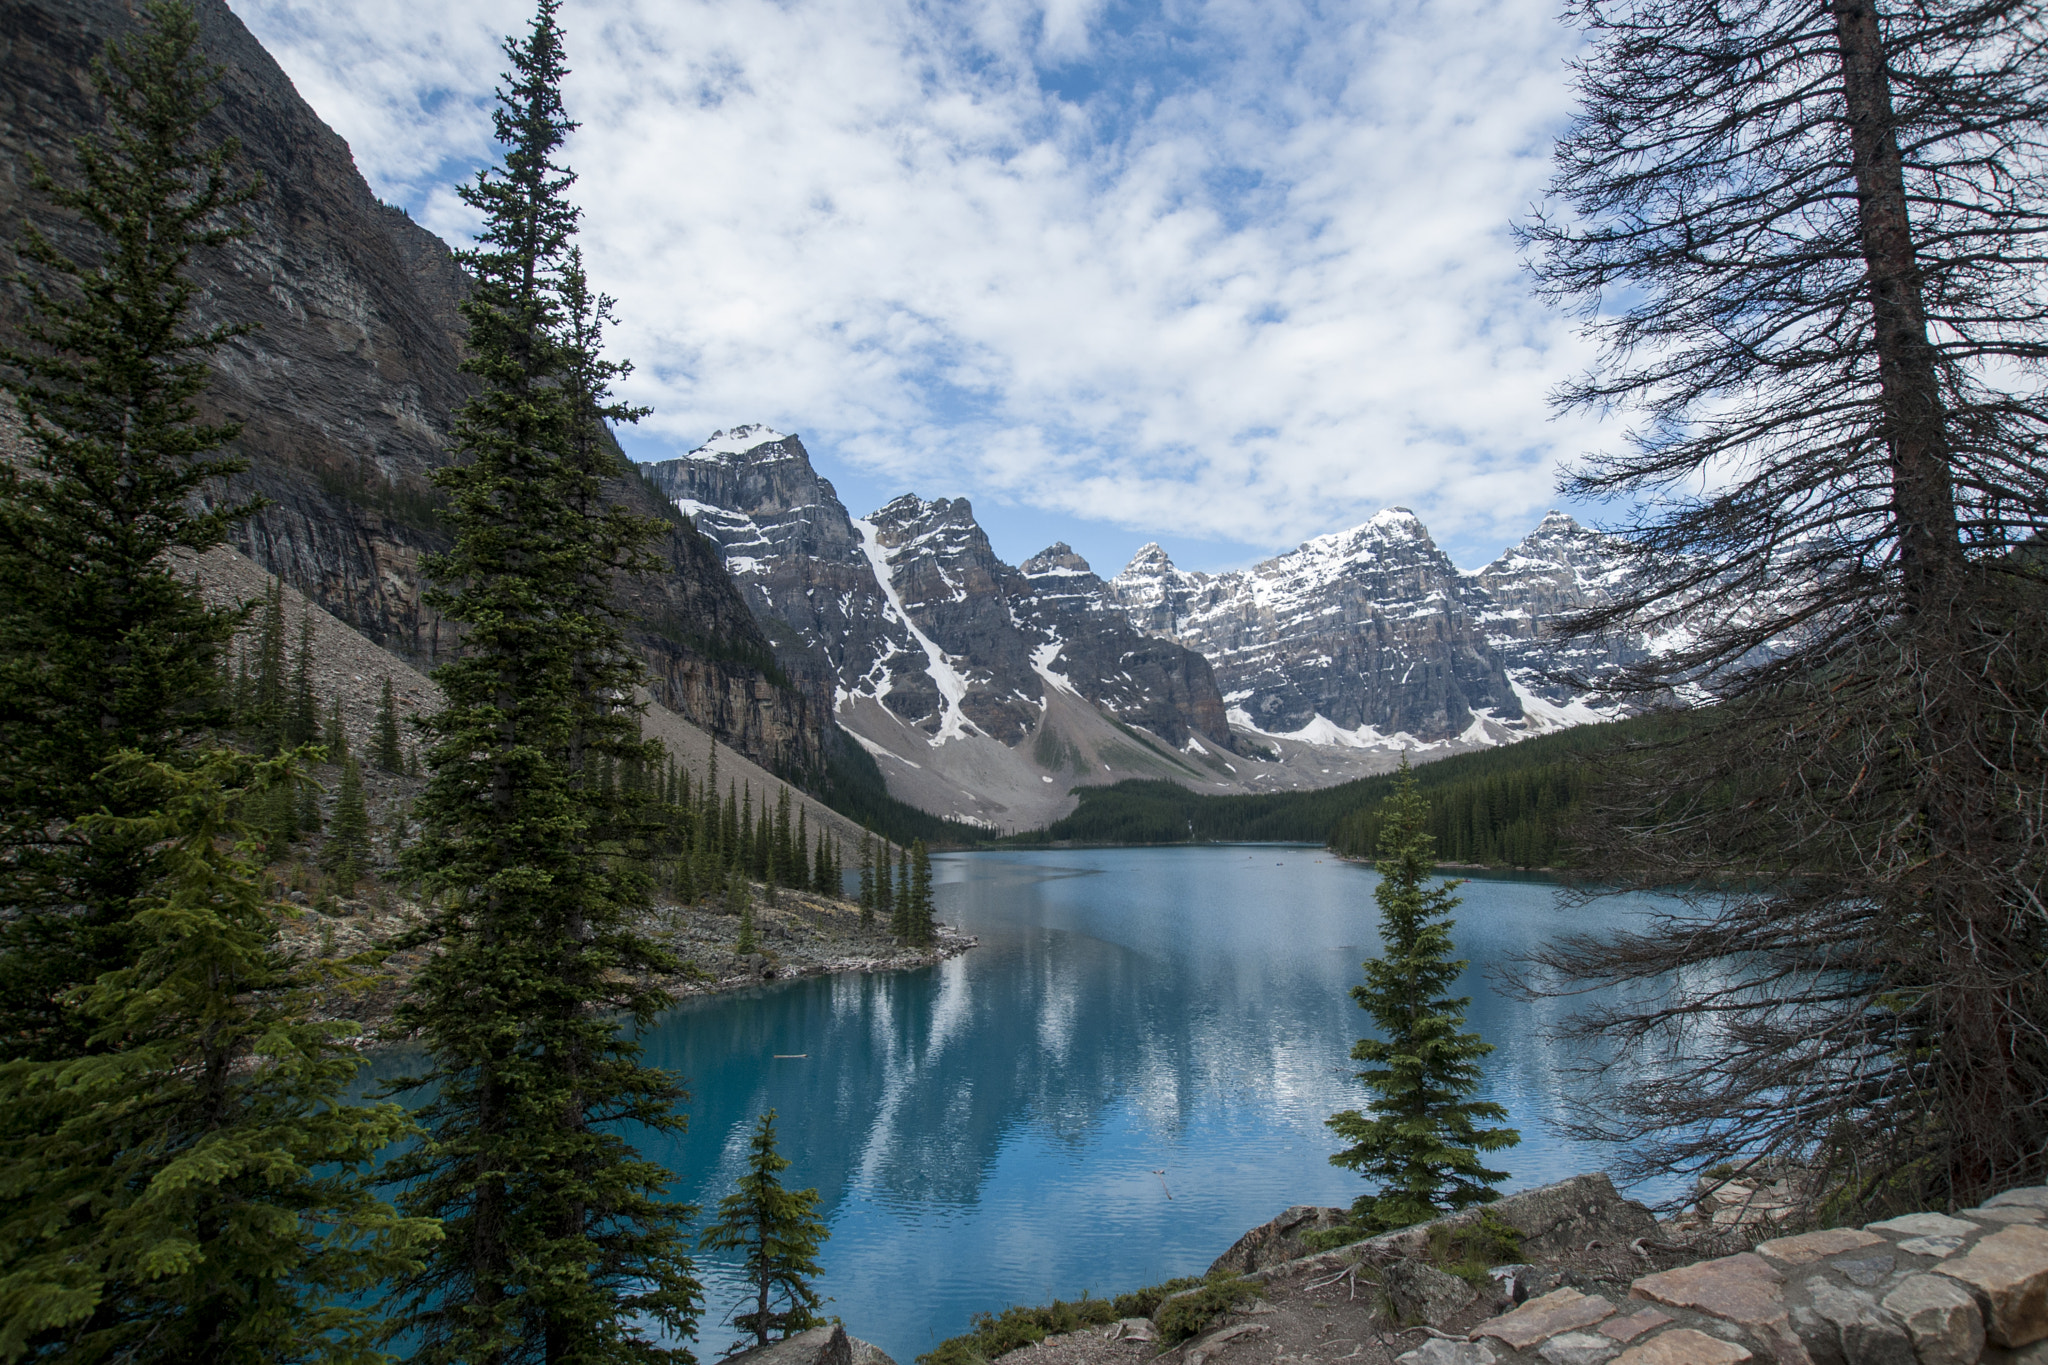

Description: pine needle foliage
[320,756,370,894]
[0,752,435,1362]
[907,840,935,948]
[383,4,699,1359]
[0,0,258,1059]
[1326,762,1518,1232]
[373,676,404,773]
[699,1112,827,1351]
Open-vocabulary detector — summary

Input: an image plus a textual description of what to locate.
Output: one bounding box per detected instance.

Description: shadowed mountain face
[641,430,1243,759]
[0,0,818,771]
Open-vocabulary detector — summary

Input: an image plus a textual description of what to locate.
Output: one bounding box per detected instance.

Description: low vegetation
[914,1273,1262,1365]
[1008,711,1683,865]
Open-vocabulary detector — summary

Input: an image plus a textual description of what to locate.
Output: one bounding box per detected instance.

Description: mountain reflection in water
[609,846,1683,1362]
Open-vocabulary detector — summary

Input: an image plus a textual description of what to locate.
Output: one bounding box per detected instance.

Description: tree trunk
[1833,0,1963,598]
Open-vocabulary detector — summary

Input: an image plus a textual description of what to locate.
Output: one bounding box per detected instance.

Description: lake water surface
[627,845,1682,1363]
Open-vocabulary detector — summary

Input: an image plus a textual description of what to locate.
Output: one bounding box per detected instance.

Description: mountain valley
[648,428,1653,830]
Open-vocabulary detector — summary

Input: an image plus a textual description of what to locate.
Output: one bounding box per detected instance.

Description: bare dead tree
[1517,0,2048,1210]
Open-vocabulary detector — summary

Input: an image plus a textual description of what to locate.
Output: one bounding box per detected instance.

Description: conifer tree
[1326,761,1518,1231]
[793,806,807,889]
[908,839,935,948]
[774,789,794,881]
[857,834,875,923]
[734,879,757,956]
[385,4,699,1357]
[699,1112,827,1351]
[321,755,371,894]
[323,695,349,763]
[0,0,261,1059]
[0,754,434,1357]
[287,607,319,748]
[892,847,912,939]
[373,675,404,774]
[873,841,892,928]
[251,580,288,751]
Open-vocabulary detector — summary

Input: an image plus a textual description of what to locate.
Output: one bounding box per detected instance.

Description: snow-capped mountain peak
[687,424,791,460]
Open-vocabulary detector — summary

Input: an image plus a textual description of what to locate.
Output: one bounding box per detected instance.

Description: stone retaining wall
[1399,1186,2048,1365]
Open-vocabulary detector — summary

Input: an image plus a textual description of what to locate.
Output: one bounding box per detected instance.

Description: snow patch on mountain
[689,424,790,459]
[855,517,979,745]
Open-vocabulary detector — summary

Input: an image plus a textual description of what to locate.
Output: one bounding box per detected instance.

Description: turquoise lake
[614,845,1680,1363]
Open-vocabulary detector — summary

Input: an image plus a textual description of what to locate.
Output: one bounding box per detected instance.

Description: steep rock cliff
[0,0,816,771]
[642,430,1240,757]
[1109,510,1524,743]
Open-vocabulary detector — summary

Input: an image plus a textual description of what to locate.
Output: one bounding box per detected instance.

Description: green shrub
[1153,1277,1265,1345]
[1109,1276,1206,1320]
[914,1275,1224,1365]
[1426,1208,1525,1287]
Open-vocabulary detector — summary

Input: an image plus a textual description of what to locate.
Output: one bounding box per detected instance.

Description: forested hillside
[1009,711,1682,866]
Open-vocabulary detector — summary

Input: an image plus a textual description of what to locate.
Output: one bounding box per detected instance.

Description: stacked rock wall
[1401,1186,2048,1365]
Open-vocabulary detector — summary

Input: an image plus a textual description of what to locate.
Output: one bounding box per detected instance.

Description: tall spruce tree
[320,755,370,894]
[373,675,404,773]
[0,6,429,1346]
[249,580,288,752]
[857,833,875,922]
[908,839,934,948]
[0,0,257,1056]
[287,608,318,748]
[892,846,912,939]
[0,753,435,1360]
[699,1112,827,1351]
[874,841,893,928]
[386,4,699,1358]
[1326,761,1517,1232]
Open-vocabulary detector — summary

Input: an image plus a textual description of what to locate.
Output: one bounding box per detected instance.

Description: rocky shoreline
[915,1174,2048,1365]
[276,883,976,1048]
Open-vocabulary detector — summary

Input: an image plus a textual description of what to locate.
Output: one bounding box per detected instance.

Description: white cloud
[225,0,1604,567]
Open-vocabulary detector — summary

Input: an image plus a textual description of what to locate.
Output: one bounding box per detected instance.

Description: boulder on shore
[722,1325,854,1365]
[1210,1206,1355,1276]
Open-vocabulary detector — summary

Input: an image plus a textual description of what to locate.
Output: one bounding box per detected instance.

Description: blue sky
[227,0,1606,575]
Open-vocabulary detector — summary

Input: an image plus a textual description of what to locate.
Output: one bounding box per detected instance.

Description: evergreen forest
[1009,711,1678,866]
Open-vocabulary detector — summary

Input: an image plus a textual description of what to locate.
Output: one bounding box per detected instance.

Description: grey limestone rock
[1806,1279,1917,1365]
[722,1324,853,1365]
[1539,1331,1622,1365]
[1396,1339,1499,1365]
[1881,1274,1986,1365]
[1986,1189,2048,1213]
[1833,1253,1898,1287]
[846,1339,896,1365]
[1383,1258,1479,1328]
[642,440,1242,757]
[1207,1205,1352,1276]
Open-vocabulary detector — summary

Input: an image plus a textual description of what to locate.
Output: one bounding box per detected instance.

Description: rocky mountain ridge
[0,0,820,773]
[644,430,1284,830]
[643,429,1653,830]
[1107,509,1646,750]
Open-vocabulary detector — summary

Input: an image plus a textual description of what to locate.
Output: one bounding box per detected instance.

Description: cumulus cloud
[226,0,1604,568]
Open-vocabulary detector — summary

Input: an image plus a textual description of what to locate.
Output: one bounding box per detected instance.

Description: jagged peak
[687,424,793,460]
[1116,542,1177,578]
[1022,542,1095,578]
[1296,506,1439,561]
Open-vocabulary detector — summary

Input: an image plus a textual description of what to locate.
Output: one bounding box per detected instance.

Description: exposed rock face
[641,430,1240,759]
[1209,1206,1354,1277]
[1108,510,1523,743]
[1471,512,1643,724]
[0,0,816,772]
[1108,511,1647,746]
